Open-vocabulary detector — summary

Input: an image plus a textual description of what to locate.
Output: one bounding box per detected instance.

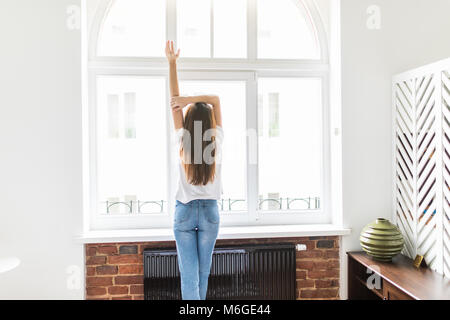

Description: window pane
[180,80,247,211]
[258,78,322,211]
[214,0,247,58]
[257,0,320,59]
[98,0,166,57]
[177,0,211,58]
[97,76,167,214]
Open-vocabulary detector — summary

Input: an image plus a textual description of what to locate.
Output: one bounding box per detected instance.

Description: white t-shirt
[174,126,224,204]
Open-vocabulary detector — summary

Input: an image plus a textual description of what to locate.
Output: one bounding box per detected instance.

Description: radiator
[143,244,296,300]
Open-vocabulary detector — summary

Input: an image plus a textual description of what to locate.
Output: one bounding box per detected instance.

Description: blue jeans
[173,199,220,300]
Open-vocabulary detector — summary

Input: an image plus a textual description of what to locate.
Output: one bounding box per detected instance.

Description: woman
[165,40,223,300]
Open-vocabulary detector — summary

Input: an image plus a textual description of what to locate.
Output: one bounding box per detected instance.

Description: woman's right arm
[171,95,222,127]
[165,40,183,130]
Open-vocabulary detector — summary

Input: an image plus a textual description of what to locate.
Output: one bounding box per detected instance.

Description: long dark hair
[181,102,216,185]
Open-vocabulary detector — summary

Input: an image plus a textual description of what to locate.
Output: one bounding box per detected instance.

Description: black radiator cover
[143,243,296,300]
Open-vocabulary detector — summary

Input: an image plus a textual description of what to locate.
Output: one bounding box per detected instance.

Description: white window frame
[85,0,332,230]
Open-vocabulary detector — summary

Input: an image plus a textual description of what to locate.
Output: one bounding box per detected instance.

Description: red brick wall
[85,236,340,300]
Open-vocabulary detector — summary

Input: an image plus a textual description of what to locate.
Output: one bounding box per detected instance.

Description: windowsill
[76,224,351,244]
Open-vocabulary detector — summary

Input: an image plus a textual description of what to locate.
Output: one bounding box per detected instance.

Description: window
[257,0,319,59]
[97,0,166,57]
[87,0,330,230]
[177,0,211,57]
[96,77,167,221]
[213,0,247,58]
[258,78,322,211]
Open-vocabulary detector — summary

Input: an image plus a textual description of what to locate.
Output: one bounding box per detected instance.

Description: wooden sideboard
[347,251,450,300]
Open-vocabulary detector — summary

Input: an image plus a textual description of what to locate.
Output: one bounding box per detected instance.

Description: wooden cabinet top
[348,251,450,300]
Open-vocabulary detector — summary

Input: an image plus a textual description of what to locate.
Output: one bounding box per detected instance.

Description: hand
[171,96,189,112]
[165,40,180,63]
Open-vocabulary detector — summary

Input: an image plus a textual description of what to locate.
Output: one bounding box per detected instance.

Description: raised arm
[165,40,183,130]
[171,95,222,127]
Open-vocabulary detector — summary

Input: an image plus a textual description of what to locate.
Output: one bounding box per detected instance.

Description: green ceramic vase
[360,218,404,262]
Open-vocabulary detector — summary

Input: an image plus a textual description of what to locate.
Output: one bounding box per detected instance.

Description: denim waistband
[176,199,218,207]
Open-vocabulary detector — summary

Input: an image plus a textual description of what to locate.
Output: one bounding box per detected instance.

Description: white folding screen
[442,68,450,278]
[393,58,450,278]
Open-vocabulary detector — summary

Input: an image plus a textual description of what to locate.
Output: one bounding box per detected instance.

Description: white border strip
[77,224,351,244]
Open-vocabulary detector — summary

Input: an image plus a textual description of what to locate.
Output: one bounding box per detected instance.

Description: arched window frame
[86,0,333,230]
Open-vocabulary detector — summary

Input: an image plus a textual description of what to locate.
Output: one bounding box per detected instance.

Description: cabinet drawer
[383,280,413,300]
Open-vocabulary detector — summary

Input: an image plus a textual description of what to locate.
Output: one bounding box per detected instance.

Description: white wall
[0,0,83,299]
[340,0,450,298]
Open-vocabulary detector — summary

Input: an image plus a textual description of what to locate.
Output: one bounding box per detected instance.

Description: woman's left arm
[171,95,222,127]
